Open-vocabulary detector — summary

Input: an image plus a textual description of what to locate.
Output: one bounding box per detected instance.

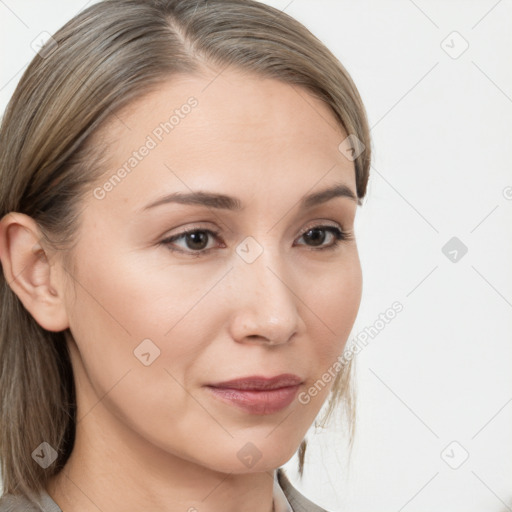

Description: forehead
[89,68,355,209]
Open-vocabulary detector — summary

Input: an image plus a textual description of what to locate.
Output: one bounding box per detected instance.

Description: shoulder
[276,468,333,512]
[0,493,39,512]
[0,491,61,512]
[2,473,330,512]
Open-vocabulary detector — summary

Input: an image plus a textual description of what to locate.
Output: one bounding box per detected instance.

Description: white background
[1,1,511,511]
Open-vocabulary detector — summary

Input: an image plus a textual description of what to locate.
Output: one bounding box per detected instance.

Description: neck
[47,409,276,512]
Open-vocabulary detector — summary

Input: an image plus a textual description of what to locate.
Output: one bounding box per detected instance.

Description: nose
[227,244,302,346]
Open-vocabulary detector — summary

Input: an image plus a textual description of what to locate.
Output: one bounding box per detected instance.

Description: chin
[197,435,301,475]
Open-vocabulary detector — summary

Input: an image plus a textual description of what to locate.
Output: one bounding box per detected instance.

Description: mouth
[204,374,303,415]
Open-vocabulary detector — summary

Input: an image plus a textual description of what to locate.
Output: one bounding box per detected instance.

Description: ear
[0,212,69,332]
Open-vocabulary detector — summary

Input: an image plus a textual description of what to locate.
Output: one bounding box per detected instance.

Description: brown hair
[0,0,371,504]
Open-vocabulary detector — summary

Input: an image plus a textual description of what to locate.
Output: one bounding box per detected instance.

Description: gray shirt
[0,468,330,512]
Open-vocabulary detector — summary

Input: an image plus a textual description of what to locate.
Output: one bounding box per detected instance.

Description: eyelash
[159,223,353,257]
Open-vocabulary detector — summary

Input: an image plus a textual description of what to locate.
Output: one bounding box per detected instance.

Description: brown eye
[302,228,328,246]
[161,228,221,255]
[160,224,351,257]
[296,225,350,250]
[182,231,210,251]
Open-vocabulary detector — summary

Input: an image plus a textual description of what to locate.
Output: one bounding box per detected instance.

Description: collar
[273,468,294,512]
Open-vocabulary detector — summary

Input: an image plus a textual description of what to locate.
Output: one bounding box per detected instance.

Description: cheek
[64,252,212,457]
[69,238,209,338]
[300,253,362,395]
[306,251,362,341]
[65,241,218,403]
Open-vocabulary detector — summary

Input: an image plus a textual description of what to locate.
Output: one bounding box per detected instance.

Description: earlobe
[0,212,70,332]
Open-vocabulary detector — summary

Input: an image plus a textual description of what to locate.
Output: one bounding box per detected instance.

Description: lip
[205,374,303,415]
[209,374,303,390]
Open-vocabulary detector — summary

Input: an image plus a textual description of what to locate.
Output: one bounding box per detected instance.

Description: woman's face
[59,68,363,473]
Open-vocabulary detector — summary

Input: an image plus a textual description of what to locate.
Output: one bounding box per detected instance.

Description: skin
[0,68,362,512]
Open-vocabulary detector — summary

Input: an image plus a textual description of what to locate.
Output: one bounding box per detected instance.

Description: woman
[0,0,371,510]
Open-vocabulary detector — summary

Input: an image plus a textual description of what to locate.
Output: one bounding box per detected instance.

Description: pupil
[306,228,325,246]
[187,231,208,250]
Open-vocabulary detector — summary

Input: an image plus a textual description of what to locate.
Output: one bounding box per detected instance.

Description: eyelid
[299,219,341,234]
[159,219,352,255]
[162,218,344,236]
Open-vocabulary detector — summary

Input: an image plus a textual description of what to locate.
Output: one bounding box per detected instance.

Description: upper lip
[207,374,303,391]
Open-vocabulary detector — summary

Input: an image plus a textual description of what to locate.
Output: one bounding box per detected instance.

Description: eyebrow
[142,182,358,212]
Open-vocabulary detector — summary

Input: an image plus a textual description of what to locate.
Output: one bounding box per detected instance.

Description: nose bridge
[228,237,300,344]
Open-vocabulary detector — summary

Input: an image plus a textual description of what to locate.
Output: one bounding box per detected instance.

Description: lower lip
[205,385,301,415]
